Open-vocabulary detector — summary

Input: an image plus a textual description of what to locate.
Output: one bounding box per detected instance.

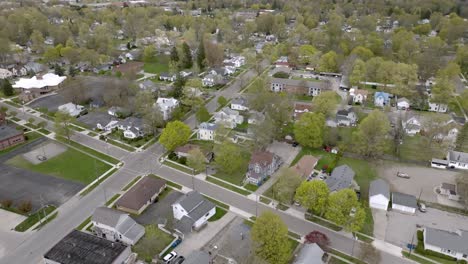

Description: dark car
[172,256,185,264]
[292,142,299,147]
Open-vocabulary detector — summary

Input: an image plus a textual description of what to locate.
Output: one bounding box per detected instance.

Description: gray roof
[183,250,211,264]
[448,150,468,163]
[397,97,410,103]
[175,215,194,234]
[119,117,143,129]
[326,165,355,192]
[176,191,216,221]
[270,77,325,89]
[92,207,145,243]
[199,122,217,131]
[294,243,325,264]
[392,192,417,208]
[431,158,448,165]
[336,108,354,117]
[44,230,129,264]
[0,125,23,141]
[369,179,390,199]
[425,227,468,255]
[231,97,248,107]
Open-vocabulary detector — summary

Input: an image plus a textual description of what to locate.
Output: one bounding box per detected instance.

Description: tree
[251,211,291,264]
[350,46,374,61]
[359,243,381,264]
[54,64,65,76]
[298,44,318,65]
[204,41,224,67]
[272,168,302,205]
[143,45,156,63]
[217,96,228,108]
[196,38,206,70]
[304,231,330,251]
[143,106,164,136]
[250,117,276,150]
[456,46,468,75]
[456,172,468,211]
[54,111,74,141]
[159,121,191,151]
[181,42,193,69]
[195,106,210,123]
[431,75,455,105]
[170,46,179,63]
[294,112,325,148]
[312,91,339,117]
[30,30,45,53]
[187,148,206,172]
[1,79,14,96]
[295,180,329,216]
[214,141,244,174]
[352,110,391,158]
[349,59,366,87]
[318,51,339,72]
[172,74,186,99]
[325,189,366,232]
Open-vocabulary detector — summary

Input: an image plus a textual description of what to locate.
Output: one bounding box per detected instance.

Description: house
[58,103,86,117]
[123,127,144,139]
[174,144,213,162]
[213,107,244,129]
[139,80,158,92]
[107,106,130,117]
[293,243,325,264]
[369,179,390,210]
[336,108,358,126]
[391,192,417,214]
[291,155,318,178]
[159,73,176,82]
[13,73,66,102]
[248,110,265,125]
[92,207,145,246]
[428,101,448,113]
[43,230,131,264]
[275,56,290,68]
[349,88,368,104]
[156,97,179,120]
[294,103,313,120]
[403,116,421,136]
[325,165,356,192]
[223,56,245,68]
[230,97,249,111]
[269,78,327,96]
[246,151,282,185]
[447,150,468,170]
[172,191,216,234]
[115,176,166,215]
[439,183,460,201]
[374,92,391,107]
[431,158,449,169]
[0,113,25,150]
[0,68,12,79]
[198,122,217,141]
[183,251,211,264]
[423,227,468,261]
[180,71,192,78]
[397,98,410,110]
[117,116,145,139]
[202,74,218,87]
[89,97,105,109]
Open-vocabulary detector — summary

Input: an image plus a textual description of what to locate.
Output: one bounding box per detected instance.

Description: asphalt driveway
[28,94,67,112]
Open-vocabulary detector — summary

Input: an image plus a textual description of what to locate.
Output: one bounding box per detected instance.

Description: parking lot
[28,93,67,112]
[379,162,458,203]
[384,208,468,248]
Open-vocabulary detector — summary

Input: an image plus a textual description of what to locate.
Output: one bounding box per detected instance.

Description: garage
[392,192,417,214]
[369,179,390,210]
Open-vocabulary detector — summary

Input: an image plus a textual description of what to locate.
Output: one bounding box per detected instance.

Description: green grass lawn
[101,138,136,152]
[211,151,250,185]
[208,207,227,222]
[105,194,121,206]
[163,160,194,174]
[80,168,118,196]
[290,147,335,170]
[55,136,119,164]
[329,256,348,264]
[77,216,92,230]
[259,196,271,204]
[402,251,434,264]
[7,148,112,184]
[34,211,58,230]
[244,183,259,192]
[143,57,170,74]
[203,195,230,209]
[399,135,446,162]
[133,225,174,262]
[206,177,251,195]
[14,205,57,232]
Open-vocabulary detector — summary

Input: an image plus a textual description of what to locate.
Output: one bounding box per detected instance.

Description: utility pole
[409,233,415,257]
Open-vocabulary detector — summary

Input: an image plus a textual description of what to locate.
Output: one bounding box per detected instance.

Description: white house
[156,97,179,120]
[369,179,390,210]
[428,101,448,113]
[447,150,468,170]
[403,116,421,136]
[397,98,410,110]
[0,68,13,79]
[159,73,176,82]
[224,56,245,68]
[213,107,244,128]
[349,88,368,104]
[92,207,145,246]
[172,191,216,234]
[123,127,144,139]
[248,110,265,125]
[230,97,249,111]
[97,120,119,131]
[391,192,417,214]
[198,122,217,141]
[202,74,217,87]
[336,108,357,127]
[423,227,468,261]
[58,103,86,117]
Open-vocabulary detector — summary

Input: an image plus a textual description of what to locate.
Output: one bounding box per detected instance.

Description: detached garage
[369,179,390,210]
[392,192,417,214]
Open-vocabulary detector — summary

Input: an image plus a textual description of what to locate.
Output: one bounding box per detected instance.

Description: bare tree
[358,243,381,264]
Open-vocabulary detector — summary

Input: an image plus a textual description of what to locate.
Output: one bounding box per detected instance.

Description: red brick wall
[0,134,25,150]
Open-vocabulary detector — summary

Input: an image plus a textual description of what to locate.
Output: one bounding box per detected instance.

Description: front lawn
[359,202,374,237]
[7,147,112,184]
[290,147,336,170]
[133,225,174,262]
[208,207,227,222]
[211,151,251,186]
[206,177,251,195]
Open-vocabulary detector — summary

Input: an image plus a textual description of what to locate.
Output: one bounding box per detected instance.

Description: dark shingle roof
[44,230,128,264]
[392,192,417,209]
[176,191,215,221]
[326,165,355,192]
[115,176,166,211]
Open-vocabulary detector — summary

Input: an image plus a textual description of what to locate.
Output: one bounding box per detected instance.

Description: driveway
[266,141,300,166]
[378,162,458,203]
[135,190,183,228]
[385,208,468,248]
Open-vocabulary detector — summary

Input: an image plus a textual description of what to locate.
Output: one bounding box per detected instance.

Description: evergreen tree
[170,46,179,63]
[54,64,65,76]
[172,73,186,99]
[196,39,206,70]
[1,80,14,96]
[181,42,193,69]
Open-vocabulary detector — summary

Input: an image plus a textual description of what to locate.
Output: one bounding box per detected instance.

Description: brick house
[0,112,25,150]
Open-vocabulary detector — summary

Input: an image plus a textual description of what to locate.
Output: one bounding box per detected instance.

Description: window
[463,254,467,258]
[205,212,210,217]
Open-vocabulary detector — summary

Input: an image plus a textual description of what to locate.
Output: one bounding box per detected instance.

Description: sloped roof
[115,176,166,211]
[249,151,275,167]
[292,155,318,177]
[326,165,355,192]
[199,122,217,131]
[293,243,324,264]
[369,179,390,199]
[448,150,468,163]
[425,227,468,255]
[13,73,66,89]
[175,191,216,221]
[392,192,417,208]
[92,207,144,243]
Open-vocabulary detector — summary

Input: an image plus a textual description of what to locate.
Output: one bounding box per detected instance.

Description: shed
[369,179,390,210]
[392,192,417,214]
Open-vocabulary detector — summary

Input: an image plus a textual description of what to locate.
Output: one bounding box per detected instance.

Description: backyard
[133,225,174,262]
[6,147,112,184]
[143,56,170,74]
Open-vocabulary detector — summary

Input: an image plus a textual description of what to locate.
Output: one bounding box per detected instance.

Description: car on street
[172,256,185,264]
[418,203,427,213]
[396,171,410,179]
[163,251,177,263]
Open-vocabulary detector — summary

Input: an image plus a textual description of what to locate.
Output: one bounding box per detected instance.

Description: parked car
[418,203,426,213]
[396,171,410,179]
[163,251,177,264]
[173,256,185,264]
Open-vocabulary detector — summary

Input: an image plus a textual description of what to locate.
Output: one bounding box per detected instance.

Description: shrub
[99,135,106,140]
[18,200,32,213]
[272,71,289,78]
[179,157,187,165]
[1,199,13,208]
[417,230,423,241]
[168,152,177,161]
[424,249,457,261]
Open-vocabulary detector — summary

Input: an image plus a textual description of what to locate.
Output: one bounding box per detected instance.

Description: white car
[163,251,177,263]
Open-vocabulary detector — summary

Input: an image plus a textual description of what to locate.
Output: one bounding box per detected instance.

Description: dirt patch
[22,142,67,165]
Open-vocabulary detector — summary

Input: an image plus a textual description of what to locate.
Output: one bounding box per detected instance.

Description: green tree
[196,38,206,70]
[195,106,210,123]
[349,59,366,87]
[1,79,14,96]
[294,112,325,148]
[172,74,186,99]
[295,180,329,216]
[352,110,390,158]
[251,211,291,264]
[298,44,318,65]
[181,42,193,69]
[187,148,206,172]
[54,111,74,141]
[159,121,191,151]
[170,46,179,63]
[272,168,303,205]
[431,75,455,104]
[143,45,156,63]
[318,51,339,72]
[217,96,228,108]
[325,189,365,232]
[312,91,338,117]
[214,141,244,174]
[43,46,61,63]
[350,46,374,61]
[30,30,45,53]
[456,46,468,75]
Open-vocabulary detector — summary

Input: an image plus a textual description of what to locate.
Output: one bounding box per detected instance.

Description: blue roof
[374,92,390,99]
